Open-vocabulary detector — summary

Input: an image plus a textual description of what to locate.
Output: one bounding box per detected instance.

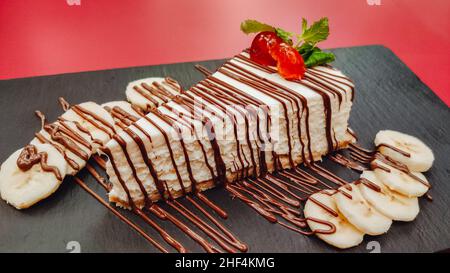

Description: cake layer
[105,51,355,208]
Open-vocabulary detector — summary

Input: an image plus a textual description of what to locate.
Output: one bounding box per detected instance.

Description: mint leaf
[240,19,275,34]
[297,42,316,59]
[275,28,293,44]
[300,17,329,44]
[297,43,335,67]
[240,17,335,68]
[304,49,335,67]
[301,18,308,36]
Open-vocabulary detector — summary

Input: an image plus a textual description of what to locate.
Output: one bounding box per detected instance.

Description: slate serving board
[0,45,449,253]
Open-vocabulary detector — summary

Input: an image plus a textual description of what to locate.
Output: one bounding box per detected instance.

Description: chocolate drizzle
[348,143,431,189]
[87,57,360,251]
[92,104,247,253]
[73,176,170,253]
[16,144,62,180]
[41,54,429,253]
[33,110,93,171]
[377,143,411,157]
[329,153,367,172]
[130,78,182,110]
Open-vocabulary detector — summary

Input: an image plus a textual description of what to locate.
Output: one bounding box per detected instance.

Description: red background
[1,0,449,106]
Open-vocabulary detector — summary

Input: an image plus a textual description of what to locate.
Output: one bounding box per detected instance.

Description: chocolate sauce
[377,143,411,157]
[329,153,367,172]
[142,83,169,104]
[35,132,80,170]
[96,107,245,253]
[73,176,169,253]
[161,103,218,184]
[56,121,92,149]
[122,126,168,201]
[151,110,198,192]
[194,72,275,173]
[16,145,62,180]
[44,124,89,161]
[85,164,111,191]
[357,177,382,193]
[133,85,160,107]
[72,105,116,137]
[232,56,314,162]
[191,85,256,178]
[67,53,432,252]
[236,53,336,154]
[113,134,152,207]
[346,127,358,141]
[35,110,46,129]
[195,64,213,76]
[34,111,93,170]
[193,192,227,219]
[141,113,187,196]
[224,61,313,163]
[58,97,71,111]
[350,144,431,188]
[167,200,237,253]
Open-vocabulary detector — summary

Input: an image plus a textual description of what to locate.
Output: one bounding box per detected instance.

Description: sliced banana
[335,183,392,235]
[0,143,68,209]
[372,159,429,197]
[304,190,364,249]
[359,171,419,221]
[101,101,143,128]
[60,101,116,149]
[102,101,142,116]
[30,120,94,175]
[126,77,182,111]
[374,130,434,172]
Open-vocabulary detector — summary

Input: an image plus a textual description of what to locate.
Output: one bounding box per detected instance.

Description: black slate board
[0,45,449,253]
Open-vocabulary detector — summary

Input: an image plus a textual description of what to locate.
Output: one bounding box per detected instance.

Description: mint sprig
[274,28,293,45]
[240,17,335,68]
[240,19,293,44]
[298,17,330,46]
[240,20,275,34]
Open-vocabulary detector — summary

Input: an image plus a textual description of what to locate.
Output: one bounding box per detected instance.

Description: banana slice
[30,120,94,175]
[304,190,364,249]
[60,101,116,149]
[102,101,142,116]
[101,101,143,128]
[374,130,434,172]
[372,159,429,197]
[0,143,68,209]
[335,183,392,235]
[359,171,419,221]
[126,77,182,111]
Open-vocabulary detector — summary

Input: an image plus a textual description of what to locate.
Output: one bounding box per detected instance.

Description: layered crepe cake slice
[104,51,355,209]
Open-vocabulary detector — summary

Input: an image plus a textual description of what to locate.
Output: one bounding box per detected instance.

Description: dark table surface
[0,45,449,253]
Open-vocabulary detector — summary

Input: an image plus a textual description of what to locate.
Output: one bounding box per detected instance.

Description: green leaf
[304,50,335,68]
[275,28,293,44]
[297,43,335,67]
[240,19,275,34]
[300,17,330,44]
[297,42,316,59]
[301,18,308,36]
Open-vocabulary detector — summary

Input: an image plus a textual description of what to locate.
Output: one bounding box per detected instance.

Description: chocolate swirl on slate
[16,144,62,180]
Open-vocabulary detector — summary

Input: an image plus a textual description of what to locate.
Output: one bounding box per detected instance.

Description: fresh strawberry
[271,43,306,80]
[249,31,283,66]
